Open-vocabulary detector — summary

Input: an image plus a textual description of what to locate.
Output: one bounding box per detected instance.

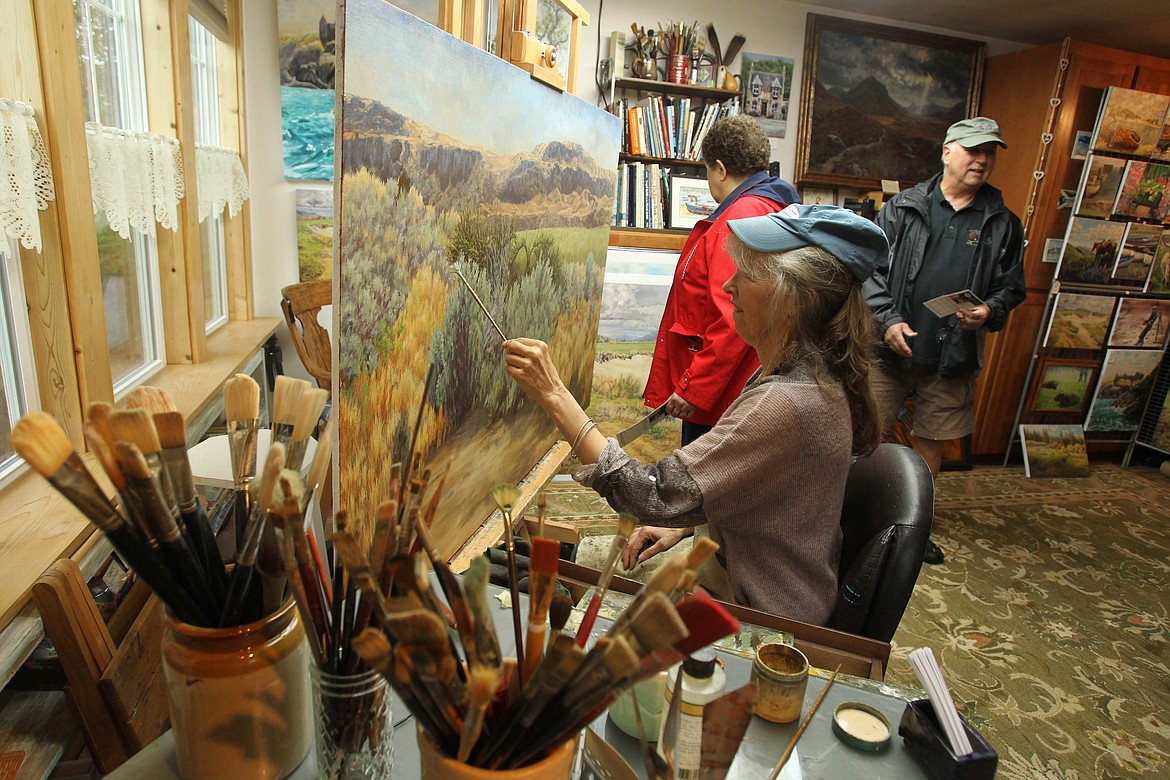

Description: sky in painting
[343,0,618,158]
[277,0,335,36]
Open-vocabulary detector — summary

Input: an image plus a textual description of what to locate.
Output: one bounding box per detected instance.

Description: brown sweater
[577,367,851,624]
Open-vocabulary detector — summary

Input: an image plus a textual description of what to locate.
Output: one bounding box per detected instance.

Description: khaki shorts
[873,364,976,441]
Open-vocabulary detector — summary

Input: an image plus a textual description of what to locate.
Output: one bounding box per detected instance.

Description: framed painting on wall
[794,14,985,190]
[669,176,717,230]
[278,0,338,180]
[1025,357,1099,416]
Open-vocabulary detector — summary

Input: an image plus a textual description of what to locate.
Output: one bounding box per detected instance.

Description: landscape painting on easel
[335,0,620,555]
[278,0,337,179]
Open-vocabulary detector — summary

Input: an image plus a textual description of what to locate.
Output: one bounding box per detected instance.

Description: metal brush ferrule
[160,448,199,514]
[227,419,258,483]
[53,455,129,535]
[125,471,182,544]
[285,439,309,473]
[271,421,295,450]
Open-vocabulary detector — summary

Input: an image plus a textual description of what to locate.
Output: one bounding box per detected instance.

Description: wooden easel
[448,440,579,572]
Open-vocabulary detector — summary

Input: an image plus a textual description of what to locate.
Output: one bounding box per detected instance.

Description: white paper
[907,647,973,756]
[923,289,985,319]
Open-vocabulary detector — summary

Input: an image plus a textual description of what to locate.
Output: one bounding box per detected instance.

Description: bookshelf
[609,77,742,249]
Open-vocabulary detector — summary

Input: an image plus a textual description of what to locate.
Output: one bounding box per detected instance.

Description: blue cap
[727,204,889,282]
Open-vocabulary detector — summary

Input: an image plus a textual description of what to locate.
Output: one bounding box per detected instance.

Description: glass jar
[311,666,394,779]
[161,598,312,779]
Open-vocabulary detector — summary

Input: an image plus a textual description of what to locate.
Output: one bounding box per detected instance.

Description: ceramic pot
[417,726,577,779]
[162,598,312,779]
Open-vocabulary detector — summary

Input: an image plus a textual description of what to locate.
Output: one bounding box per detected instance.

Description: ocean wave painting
[282,85,335,180]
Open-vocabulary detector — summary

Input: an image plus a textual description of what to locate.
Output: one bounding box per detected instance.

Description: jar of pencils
[311,666,394,779]
[161,598,312,779]
[416,725,578,779]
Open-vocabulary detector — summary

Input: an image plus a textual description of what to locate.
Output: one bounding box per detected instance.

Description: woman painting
[503,204,887,624]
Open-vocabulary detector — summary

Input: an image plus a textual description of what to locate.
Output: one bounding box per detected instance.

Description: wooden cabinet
[973,40,1170,457]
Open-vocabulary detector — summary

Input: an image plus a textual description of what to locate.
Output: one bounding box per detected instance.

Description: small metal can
[751,643,809,723]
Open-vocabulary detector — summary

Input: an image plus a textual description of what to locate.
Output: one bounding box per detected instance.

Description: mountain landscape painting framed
[795,14,985,190]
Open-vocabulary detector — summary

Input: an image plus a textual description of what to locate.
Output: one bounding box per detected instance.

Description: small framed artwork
[1025,357,1099,416]
[668,176,717,230]
[801,186,836,205]
[1042,238,1063,264]
[1070,130,1092,160]
[1020,424,1090,478]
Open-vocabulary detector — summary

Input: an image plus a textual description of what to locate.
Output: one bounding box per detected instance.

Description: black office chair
[827,443,934,642]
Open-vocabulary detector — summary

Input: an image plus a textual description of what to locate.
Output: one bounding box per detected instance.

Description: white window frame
[0,238,42,487]
[75,0,168,397]
[190,16,230,334]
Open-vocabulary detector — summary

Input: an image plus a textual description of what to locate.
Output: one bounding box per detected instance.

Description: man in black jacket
[864,117,1026,564]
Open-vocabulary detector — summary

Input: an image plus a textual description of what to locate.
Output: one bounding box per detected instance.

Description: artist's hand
[622,526,692,570]
[884,322,917,358]
[665,393,697,420]
[956,304,990,331]
[503,338,567,406]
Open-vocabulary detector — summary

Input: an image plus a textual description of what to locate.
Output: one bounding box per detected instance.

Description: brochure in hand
[924,289,985,319]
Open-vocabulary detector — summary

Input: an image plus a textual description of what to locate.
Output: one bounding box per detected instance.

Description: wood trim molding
[222,0,253,321]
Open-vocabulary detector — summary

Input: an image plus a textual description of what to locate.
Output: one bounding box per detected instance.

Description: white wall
[240,0,1031,374]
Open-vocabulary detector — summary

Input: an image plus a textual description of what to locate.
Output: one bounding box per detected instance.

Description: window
[0,239,41,486]
[74,0,167,394]
[190,17,229,333]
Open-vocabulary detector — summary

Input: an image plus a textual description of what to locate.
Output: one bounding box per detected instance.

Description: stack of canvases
[1019,87,1170,477]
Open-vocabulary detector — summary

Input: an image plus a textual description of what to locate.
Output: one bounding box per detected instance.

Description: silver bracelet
[570,419,597,459]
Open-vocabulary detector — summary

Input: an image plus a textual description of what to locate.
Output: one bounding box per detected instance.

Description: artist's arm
[503,338,607,463]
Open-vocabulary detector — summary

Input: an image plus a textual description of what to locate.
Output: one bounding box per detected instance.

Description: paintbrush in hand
[13,413,211,626]
[576,513,637,646]
[224,373,260,552]
[489,483,526,683]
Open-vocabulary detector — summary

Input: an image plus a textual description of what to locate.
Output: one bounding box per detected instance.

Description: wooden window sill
[0,317,281,685]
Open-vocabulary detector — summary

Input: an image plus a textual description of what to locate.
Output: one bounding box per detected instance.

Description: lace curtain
[85,122,185,239]
[195,144,250,222]
[0,98,56,252]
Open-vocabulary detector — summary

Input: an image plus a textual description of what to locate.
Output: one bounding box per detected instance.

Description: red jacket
[644,174,797,425]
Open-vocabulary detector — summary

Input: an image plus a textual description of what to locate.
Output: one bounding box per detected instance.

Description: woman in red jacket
[645,114,799,445]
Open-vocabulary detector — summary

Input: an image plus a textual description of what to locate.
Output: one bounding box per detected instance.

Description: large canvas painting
[296,188,334,281]
[794,14,984,190]
[1084,349,1164,432]
[336,0,620,556]
[278,0,338,180]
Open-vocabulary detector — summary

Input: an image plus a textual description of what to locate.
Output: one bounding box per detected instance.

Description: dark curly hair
[700,115,771,176]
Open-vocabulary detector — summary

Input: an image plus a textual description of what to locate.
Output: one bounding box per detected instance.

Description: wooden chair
[280,279,332,391]
[31,560,169,774]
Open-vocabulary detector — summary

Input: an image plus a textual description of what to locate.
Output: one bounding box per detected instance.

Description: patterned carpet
[543,463,1170,780]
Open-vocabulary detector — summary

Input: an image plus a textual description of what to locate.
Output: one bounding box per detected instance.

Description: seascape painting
[278,0,337,179]
[295,188,334,281]
[795,15,984,190]
[588,249,680,465]
[1084,349,1164,432]
[1043,293,1115,350]
[336,0,620,556]
[739,52,794,138]
[1056,217,1127,287]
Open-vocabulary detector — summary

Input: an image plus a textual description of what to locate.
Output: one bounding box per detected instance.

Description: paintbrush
[270,375,307,449]
[768,666,841,780]
[576,513,637,646]
[632,691,672,780]
[113,441,219,619]
[108,409,188,549]
[547,592,572,652]
[286,386,328,471]
[220,441,285,626]
[13,412,212,626]
[382,608,464,738]
[276,474,329,653]
[489,483,526,684]
[271,508,325,665]
[705,24,722,70]
[700,683,759,780]
[224,373,260,551]
[668,535,720,600]
[351,627,451,748]
[522,538,559,681]
[153,410,229,603]
[80,421,147,542]
[536,491,547,538]
[412,503,480,673]
[124,385,175,416]
[452,263,508,342]
[463,556,502,670]
[659,664,685,774]
[458,663,503,761]
[721,33,745,67]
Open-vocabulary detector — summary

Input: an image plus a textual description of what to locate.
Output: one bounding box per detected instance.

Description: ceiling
[798,0,1170,60]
